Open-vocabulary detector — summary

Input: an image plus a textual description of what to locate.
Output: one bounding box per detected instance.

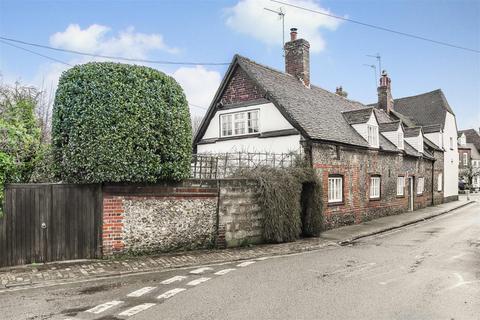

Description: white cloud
[225,0,342,53]
[172,66,222,115]
[50,24,179,59]
[25,24,221,119]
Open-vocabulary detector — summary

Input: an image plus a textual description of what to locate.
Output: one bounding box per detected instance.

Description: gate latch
[41,222,47,229]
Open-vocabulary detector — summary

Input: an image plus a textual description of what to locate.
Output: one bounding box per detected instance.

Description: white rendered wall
[202,103,294,139]
[351,112,379,147]
[405,133,423,153]
[198,102,301,154]
[443,111,459,198]
[197,134,302,154]
[425,132,442,148]
[382,126,404,149]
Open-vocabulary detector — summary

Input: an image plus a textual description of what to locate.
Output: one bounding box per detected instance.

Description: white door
[408,177,414,211]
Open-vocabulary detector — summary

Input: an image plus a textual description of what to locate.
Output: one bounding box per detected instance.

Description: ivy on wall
[52,62,192,183]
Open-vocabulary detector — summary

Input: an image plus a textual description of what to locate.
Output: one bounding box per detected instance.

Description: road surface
[1,200,478,320]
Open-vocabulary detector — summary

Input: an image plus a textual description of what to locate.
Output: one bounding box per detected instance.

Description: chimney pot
[290,28,298,41]
[284,28,310,87]
[376,70,393,114]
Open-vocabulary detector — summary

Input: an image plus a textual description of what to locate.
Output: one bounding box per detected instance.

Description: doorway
[408,177,414,211]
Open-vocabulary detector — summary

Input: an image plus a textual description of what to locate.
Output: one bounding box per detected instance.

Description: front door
[408,177,414,211]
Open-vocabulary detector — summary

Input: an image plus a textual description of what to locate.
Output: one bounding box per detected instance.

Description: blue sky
[0,0,479,129]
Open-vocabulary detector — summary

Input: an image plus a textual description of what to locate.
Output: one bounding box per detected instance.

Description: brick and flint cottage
[458,128,480,189]
[194,28,450,229]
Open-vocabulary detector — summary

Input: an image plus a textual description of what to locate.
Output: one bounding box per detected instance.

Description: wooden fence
[0,184,102,268]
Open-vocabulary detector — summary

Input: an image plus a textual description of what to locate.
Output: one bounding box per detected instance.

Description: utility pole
[264,7,286,56]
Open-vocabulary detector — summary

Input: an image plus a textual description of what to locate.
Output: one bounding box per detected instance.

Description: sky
[0,0,479,130]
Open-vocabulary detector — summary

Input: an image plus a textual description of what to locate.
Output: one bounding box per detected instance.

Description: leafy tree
[0,83,43,214]
[52,62,192,183]
[459,164,480,190]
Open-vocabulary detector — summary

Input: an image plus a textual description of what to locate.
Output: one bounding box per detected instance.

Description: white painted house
[377,90,460,202]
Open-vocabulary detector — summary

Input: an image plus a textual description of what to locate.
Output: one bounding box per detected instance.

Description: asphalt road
[1,201,479,320]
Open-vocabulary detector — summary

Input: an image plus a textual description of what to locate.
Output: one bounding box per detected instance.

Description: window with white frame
[370,176,381,199]
[397,176,405,196]
[450,137,453,150]
[463,153,468,166]
[398,132,404,149]
[473,160,480,168]
[437,173,443,192]
[328,176,343,203]
[367,125,379,147]
[220,110,259,137]
[417,177,424,195]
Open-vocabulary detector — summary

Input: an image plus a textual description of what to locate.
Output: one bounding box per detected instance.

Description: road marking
[449,252,469,261]
[157,288,186,299]
[189,267,213,274]
[214,268,236,275]
[86,300,123,314]
[379,278,397,285]
[237,261,255,267]
[127,286,157,297]
[161,275,187,284]
[187,277,211,286]
[256,257,269,261]
[118,303,156,316]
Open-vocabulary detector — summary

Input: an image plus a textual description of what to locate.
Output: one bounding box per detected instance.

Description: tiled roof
[195,54,440,161]
[458,129,480,151]
[379,121,400,132]
[342,108,374,125]
[404,127,422,138]
[373,108,394,124]
[379,134,399,152]
[386,89,452,129]
[422,124,442,134]
[404,141,421,157]
[235,55,369,147]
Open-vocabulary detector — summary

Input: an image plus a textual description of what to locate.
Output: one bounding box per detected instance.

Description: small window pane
[370,176,380,199]
[328,176,343,203]
[397,176,404,196]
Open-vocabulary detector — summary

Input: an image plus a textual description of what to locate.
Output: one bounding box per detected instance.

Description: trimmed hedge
[52,62,192,183]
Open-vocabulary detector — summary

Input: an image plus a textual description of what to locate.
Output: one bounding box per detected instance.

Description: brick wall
[101,179,262,256]
[312,143,439,229]
[220,66,265,105]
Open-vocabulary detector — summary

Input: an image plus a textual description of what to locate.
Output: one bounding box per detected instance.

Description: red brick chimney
[377,70,393,114]
[284,28,310,87]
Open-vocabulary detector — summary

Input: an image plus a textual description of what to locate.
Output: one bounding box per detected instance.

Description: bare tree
[191,114,204,138]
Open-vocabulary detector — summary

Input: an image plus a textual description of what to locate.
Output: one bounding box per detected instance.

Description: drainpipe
[431,155,436,206]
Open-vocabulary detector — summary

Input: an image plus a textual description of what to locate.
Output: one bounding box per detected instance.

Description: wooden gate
[0,184,102,267]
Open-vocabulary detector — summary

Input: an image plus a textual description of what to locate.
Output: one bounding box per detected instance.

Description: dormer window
[458,134,466,146]
[220,110,259,137]
[398,131,404,149]
[367,124,379,147]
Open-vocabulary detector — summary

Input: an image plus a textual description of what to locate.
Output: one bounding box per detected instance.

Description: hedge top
[52,62,192,183]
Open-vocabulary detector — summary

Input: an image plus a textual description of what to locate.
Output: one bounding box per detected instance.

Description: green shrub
[236,165,323,243]
[52,62,192,183]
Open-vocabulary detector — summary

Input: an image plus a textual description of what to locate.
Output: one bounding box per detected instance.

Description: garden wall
[102,179,262,256]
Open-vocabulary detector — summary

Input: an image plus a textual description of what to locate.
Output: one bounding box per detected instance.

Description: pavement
[0,195,476,292]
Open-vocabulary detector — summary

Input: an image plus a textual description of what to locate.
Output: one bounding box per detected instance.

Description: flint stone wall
[102,179,262,256]
[122,197,217,253]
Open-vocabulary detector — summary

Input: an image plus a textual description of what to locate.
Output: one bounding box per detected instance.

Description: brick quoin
[102,185,221,256]
[220,66,265,105]
[102,195,125,256]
